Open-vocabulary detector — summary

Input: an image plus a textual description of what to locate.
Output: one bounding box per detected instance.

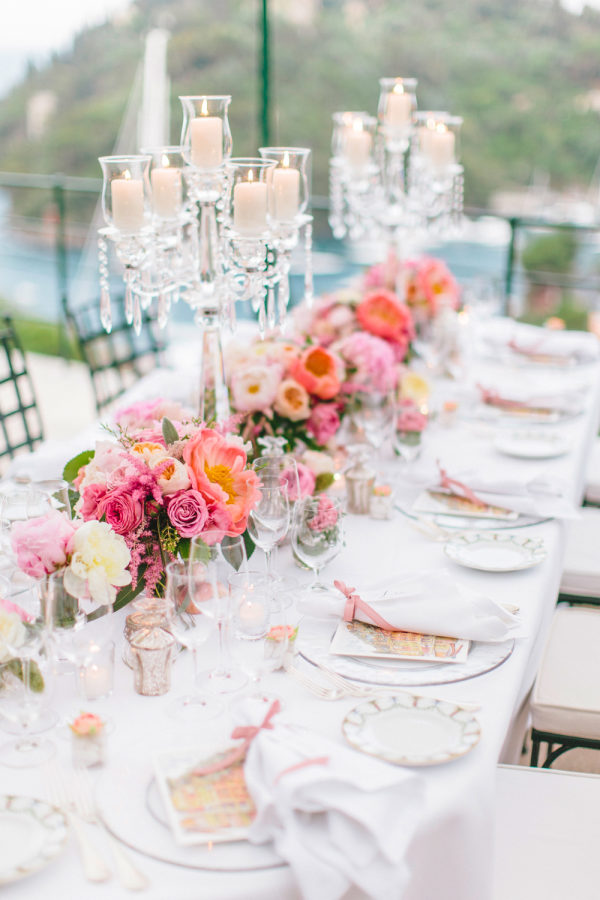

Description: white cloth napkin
[244,716,425,900]
[298,570,519,642]
[482,318,599,362]
[435,468,577,520]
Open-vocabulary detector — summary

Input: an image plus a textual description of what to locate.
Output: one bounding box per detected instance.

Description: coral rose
[356,289,415,349]
[183,429,261,536]
[290,347,341,400]
[273,378,311,421]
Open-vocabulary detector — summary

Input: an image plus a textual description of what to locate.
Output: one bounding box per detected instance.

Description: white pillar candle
[344,123,372,168]
[112,177,144,231]
[79,642,114,700]
[427,126,455,171]
[151,167,182,218]
[386,90,411,129]
[190,116,223,168]
[271,166,300,221]
[233,178,268,235]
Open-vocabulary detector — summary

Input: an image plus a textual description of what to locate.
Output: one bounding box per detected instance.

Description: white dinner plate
[494,430,571,460]
[342,694,481,766]
[443,532,547,573]
[0,795,68,885]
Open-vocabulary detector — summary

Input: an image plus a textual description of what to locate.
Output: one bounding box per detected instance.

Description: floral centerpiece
[57,416,261,610]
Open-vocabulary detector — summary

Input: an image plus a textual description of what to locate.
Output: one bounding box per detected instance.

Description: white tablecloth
[3,333,600,900]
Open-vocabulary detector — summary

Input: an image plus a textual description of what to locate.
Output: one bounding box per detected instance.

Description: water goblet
[291,496,344,594]
[247,473,291,579]
[349,391,395,474]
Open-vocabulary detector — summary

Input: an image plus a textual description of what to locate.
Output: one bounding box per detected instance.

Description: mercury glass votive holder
[130,628,175,697]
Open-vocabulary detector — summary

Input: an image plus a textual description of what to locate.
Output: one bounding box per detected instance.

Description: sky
[0,0,132,96]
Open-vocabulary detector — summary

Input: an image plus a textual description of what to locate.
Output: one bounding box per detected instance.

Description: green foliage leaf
[162,416,179,446]
[315,472,335,493]
[63,449,94,485]
[242,529,256,561]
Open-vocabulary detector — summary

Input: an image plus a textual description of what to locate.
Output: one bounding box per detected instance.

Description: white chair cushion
[585,436,600,504]
[531,605,600,739]
[559,507,600,598]
[494,765,600,900]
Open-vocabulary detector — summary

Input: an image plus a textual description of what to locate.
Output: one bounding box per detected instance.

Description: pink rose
[11,510,77,578]
[307,403,341,446]
[96,490,144,536]
[79,483,107,519]
[167,490,209,537]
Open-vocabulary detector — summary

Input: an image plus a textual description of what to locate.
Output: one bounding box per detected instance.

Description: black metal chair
[0,316,44,468]
[64,295,167,413]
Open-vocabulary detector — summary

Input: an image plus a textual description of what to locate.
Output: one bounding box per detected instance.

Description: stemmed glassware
[163,559,222,721]
[0,488,52,564]
[229,570,289,715]
[248,457,295,579]
[186,531,249,694]
[0,576,57,767]
[349,391,395,475]
[291,496,344,595]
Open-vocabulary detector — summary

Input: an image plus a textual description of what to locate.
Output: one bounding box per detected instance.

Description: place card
[330,620,470,664]
[413,489,518,520]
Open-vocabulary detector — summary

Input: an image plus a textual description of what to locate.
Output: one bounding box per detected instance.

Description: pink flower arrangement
[115,398,194,433]
[307,495,340,532]
[65,419,261,604]
[290,346,341,401]
[355,289,415,355]
[402,256,460,326]
[11,509,77,579]
[306,403,341,446]
[281,462,316,502]
[336,332,399,394]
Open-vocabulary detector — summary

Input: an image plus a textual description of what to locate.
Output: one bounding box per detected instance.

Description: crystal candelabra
[329,77,464,252]
[97,95,314,421]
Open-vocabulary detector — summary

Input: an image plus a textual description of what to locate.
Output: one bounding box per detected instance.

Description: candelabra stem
[198,201,220,297]
[197,310,230,424]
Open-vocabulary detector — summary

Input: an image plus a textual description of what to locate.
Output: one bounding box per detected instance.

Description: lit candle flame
[161,154,170,168]
[352,119,364,133]
[392,83,404,95]
[201,98,208,116]
[247,169,254,183]
[282,150,290,168]
[436,123,448,134]
[123,169,131,180]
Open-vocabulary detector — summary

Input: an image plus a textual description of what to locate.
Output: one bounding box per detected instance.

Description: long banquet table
[3,325,600,900]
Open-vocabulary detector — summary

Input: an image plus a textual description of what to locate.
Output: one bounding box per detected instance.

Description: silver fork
[45,763,111,883]
[283,658,345,701]
[70,768,149,892]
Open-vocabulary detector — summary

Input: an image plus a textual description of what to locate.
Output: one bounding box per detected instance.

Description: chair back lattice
[65,296,166,413]
[0,316,44,464]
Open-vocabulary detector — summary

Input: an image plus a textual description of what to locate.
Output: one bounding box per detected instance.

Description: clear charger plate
[0,795,68,885]
[493,430,571,460]
[298,618,515,687]
[443,532,547,572]
[395,503,551,532]
[95,746,284,872]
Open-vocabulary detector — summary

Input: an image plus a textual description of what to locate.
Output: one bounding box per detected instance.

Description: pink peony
[339,332,399,394]
[11,510,77,579]
[280,463,316,502]
[183,429,261,536]
[289,346,341,400]
[96,489,144,536]
[166,490,209,537]
[356,289,414,354]
[115,398,193,431]
[307,403,341,446]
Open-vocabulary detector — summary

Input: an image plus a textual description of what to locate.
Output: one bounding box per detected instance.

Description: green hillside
[1,0,600,212]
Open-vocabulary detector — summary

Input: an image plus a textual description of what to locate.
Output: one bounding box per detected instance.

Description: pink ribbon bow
[477,383,528,410]
[192,699,281,777]
[437,463,486,508]
[334,580,395,632]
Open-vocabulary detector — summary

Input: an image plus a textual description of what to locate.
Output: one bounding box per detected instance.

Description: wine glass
[163,559,222,721]
[349,391,395,474]
[0,487,52,565]
[44,569,87,672]
[291,496,344,594]
[229,570,289,715]
[188,532,248,694]
[0,576,57,767]
[248,459,293,578]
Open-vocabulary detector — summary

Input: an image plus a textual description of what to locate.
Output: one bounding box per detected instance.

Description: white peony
[302,450,335,476]
[64,521,131,608]
[0,609,26,664]
[230,363,282,413]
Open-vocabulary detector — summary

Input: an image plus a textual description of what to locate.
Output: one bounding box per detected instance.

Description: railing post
[504,216,518,314]
[52,175,70,359]
[259,0,271,147]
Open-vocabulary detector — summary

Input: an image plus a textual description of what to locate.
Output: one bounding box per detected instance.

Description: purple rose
[307,403,341,446]
[167,490,209,537]
[97,490,144,536]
